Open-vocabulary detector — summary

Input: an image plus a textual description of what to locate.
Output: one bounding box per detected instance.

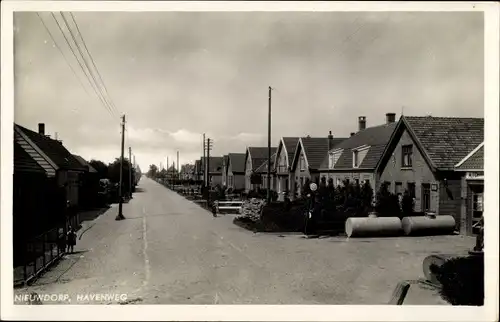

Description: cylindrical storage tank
[422,254,463,285]
[345,217,403,238]
[402,215,456,236]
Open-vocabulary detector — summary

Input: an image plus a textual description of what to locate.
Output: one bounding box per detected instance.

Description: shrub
[401,189,415,216]
[434,255,484,305]
[375,182,402,217]
[360,181,374,212]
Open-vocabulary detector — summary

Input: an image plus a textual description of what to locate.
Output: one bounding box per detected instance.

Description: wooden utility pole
[116,114,126,220]
[203,133,206,185]
[177,150,180,182]
[128,146,132,198]
[267,86,272,204]
[206,138,212,205]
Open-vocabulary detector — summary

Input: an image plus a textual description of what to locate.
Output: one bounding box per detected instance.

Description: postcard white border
[1,1,499,321]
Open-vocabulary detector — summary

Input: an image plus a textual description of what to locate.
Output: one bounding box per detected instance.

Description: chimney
[327,130,334,150]
[386,113,396,124]
[350,132,355,137]
[38,123,45,135]
[358,116,366,131]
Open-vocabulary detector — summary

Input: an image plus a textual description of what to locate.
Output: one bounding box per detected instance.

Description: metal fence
[14,227,65,286]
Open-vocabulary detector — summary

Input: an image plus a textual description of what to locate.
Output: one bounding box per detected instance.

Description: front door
[421,183,431,212]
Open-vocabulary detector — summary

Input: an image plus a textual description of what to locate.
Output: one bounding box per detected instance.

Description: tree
[108,158,132,184]
[89,159,109,179]
[147,164,158,178]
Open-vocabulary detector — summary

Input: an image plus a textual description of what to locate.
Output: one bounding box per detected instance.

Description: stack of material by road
[422,254,463,286]
[236,198,266,222]
[401,215,456,236]
[345,217,402,238]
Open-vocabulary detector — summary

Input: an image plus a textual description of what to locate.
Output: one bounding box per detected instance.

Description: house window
[472,192,483,235]
[353,151,359,168]
[364,179,370,187]
[402,145,413,167]
[300,155,305,171]
[407,182,416,198]
[422,183,431,212]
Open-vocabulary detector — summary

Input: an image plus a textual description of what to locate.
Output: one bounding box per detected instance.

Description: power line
[68,12,120,117]
[50,12,116,121]
[59,12,118,119]
[36,13,92,100]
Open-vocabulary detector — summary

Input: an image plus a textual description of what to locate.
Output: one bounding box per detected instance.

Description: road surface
[14,177,474,305]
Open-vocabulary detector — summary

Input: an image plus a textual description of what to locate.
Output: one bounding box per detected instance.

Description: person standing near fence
[66,226,76,253]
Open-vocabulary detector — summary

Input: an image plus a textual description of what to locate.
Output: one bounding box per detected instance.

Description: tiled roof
[248,147,277,170]
[15,124,86,171]
[255,153,277,173]
[320,123,397,169]
[228,153,246,173]
[282,137,300,165]
[14,141,45,173]
[73,155,98,173]
[201,156,224,173]
[456,144,484,171]
[301,137,347,170]
[404,116,484,169]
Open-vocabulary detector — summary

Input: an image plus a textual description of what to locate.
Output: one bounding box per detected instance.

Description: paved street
[15,177,475,305]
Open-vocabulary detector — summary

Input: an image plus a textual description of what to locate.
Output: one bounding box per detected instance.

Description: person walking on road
[66,226,77,253]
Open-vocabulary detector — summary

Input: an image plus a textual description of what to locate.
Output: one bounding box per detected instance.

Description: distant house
[194,159,203,182]
[221,155,229,187]
[14,123,86,229]
[244,147,277,192]
[73,154,99,210]
[291,133,348,198]
[201,156,224,187]
[376,116,484,235]
[274,137,300,201]
[318,114,397,193]
[226,153,246,191]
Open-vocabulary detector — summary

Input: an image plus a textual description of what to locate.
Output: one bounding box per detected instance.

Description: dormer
[352,145,370,169]
[328,148,343,169]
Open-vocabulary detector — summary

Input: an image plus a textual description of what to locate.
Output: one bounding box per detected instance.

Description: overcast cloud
[14,11,484,171]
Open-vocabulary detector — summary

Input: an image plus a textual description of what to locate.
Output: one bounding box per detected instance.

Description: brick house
[454,142,484,236]
[318,114,397,193]
[274,137,300,201]
[291,134,347,198]
[226,153,246,190]
[14,123,86,229]
[13,141,52,265]
[244,147,277,192]
[376,116,484,234]
[73,154,99,210]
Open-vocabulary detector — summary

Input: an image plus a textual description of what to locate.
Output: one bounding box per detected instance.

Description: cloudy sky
[14,11,484,171]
